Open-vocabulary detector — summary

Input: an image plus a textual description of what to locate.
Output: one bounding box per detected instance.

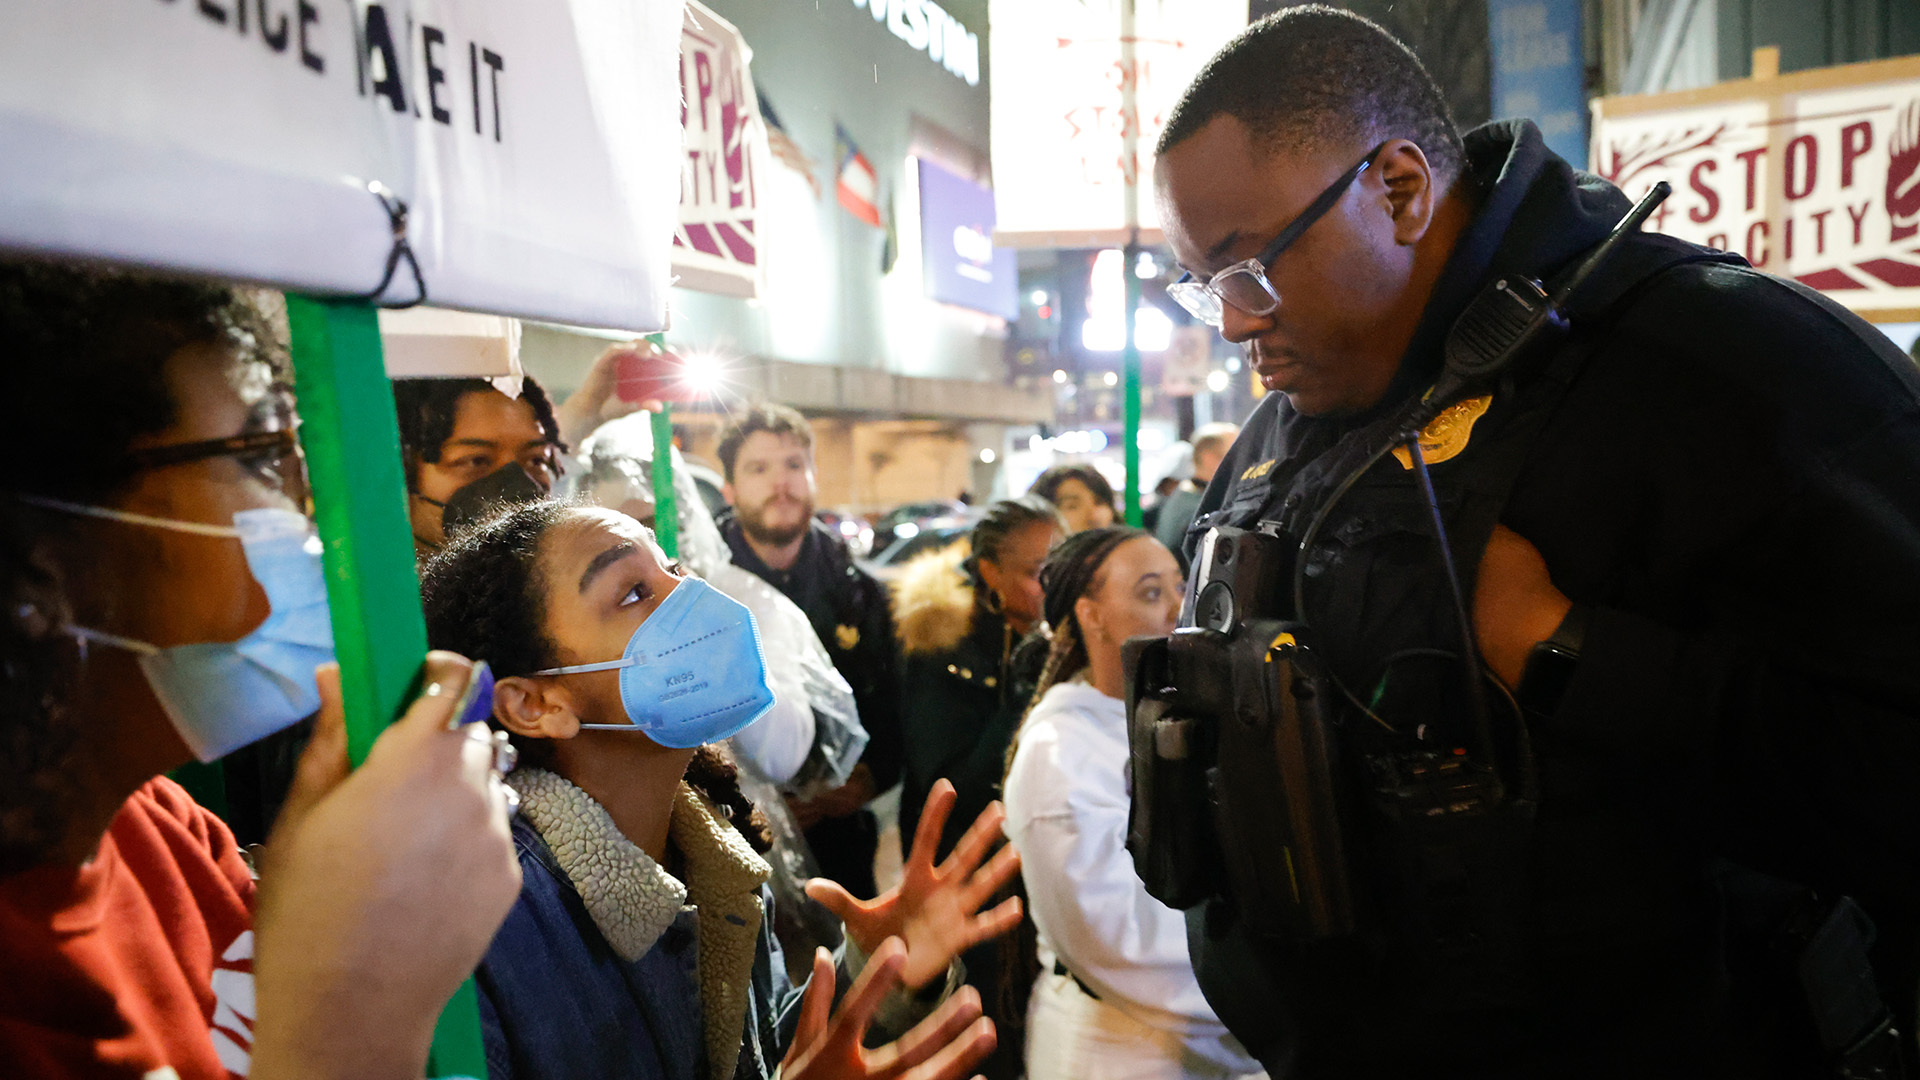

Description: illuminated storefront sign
[989,0,1247,247]
[849,0,979,86]
[918,158,1016,319]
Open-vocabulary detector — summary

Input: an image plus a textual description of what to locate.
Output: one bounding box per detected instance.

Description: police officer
[1152,8,1920,1077]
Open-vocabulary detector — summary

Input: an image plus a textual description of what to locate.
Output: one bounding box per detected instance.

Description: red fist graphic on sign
[1889,101,1920,242]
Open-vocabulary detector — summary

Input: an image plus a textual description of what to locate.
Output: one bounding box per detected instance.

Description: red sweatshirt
[0,777,256,1078]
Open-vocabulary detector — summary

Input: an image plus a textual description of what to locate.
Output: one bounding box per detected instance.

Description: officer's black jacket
[1182,121,1920,1077]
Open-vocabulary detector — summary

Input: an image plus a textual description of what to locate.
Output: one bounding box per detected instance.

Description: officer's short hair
[1190,423,1240,466]
[716,403,815,483]
[1157,5,1464,186]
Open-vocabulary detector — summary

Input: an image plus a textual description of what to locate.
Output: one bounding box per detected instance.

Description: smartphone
[615,347,697,403]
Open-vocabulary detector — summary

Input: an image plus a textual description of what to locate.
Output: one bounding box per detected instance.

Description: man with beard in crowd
[716,405,902,898]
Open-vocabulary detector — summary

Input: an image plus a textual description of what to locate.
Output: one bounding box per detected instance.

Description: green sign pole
[285,295,490,1079]
[651,404,679,560]
[645,334,678,561]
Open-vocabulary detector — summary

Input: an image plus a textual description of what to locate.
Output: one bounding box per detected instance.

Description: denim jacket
[475,770,957,1080]
[475,771,802,1080]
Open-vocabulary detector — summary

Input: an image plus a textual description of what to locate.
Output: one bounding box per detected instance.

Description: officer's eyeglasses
[1167,143,1387,330]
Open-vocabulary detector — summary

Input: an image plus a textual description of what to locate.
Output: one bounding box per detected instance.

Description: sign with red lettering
[673,2,766,299]
[1594,55,1920,320]
[988,0,1247,248]
[0,0,687,331]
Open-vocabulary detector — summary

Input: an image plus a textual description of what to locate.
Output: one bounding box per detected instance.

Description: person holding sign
[421,500,1020,1080]
[0,259,522,1079]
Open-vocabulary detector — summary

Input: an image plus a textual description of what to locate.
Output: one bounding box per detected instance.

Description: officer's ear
[1375,138,1440,247]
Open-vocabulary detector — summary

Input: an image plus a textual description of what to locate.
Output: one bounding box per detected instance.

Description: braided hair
[992,524,1150,1041]
[0,258,287,872]
[960,494,1065,598]
[421,500,771,851]
[391,377,566,490]
[1016,526,1151,751]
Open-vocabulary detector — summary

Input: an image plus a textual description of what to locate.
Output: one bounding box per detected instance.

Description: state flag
[834,123,883,227]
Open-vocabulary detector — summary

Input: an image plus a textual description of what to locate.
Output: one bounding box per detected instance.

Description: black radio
[1126,524,1356,941]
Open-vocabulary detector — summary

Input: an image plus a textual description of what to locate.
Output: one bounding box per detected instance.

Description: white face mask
[24,495,337,762]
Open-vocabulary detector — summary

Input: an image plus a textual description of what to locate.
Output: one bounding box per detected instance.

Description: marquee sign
[1593,53,1920,321]
[0,0,686,332]
[988,0,1247,248]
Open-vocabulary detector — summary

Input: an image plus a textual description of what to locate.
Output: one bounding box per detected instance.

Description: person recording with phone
[1138,7,1920,1077]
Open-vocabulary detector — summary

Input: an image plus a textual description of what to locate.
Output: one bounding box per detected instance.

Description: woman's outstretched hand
[780,939,995,1080]
[805,780,1023,990]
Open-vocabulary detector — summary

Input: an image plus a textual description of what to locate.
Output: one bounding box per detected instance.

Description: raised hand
[805,780,1023,990]
[249,654,522,1080]
[780,939,996,1080]
[554,340,664,448]
[1888,100,1920,243]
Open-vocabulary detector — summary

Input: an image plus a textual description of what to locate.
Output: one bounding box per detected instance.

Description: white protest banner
[1594,54,1920,321]
[989,0,1246,248]
[0,0,685,332]
[672,2,768,300]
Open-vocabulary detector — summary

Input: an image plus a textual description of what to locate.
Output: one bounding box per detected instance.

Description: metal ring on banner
[359,181,427,308]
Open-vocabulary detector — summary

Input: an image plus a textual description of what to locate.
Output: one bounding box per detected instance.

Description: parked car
[816,510,875,558]
[869,499,967,554]
[861,515,975,581]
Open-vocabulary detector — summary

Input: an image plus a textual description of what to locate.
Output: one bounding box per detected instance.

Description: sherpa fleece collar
[508,767,772,1080]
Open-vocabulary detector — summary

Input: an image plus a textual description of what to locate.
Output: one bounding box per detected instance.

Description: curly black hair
[391,377,565,490]
[0,257,287,871]
[1029,526,1152,705]
[420,500,771,852]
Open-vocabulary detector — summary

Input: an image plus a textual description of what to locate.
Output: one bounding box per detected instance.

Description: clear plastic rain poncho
[566,411,868,796]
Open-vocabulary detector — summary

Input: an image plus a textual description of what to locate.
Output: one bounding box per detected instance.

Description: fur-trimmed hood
[891,538,980,657]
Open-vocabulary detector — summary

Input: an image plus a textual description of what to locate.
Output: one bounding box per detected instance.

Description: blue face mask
[26,498,337,762]
[533,576,774,749]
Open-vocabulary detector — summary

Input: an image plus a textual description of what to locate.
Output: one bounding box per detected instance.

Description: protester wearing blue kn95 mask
[423,500,1026,1080]
[531,574,774,745]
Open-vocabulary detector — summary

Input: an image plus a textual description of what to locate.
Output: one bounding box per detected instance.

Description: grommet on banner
[360,180,427,308]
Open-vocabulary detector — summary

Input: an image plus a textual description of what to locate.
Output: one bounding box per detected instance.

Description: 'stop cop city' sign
[1594,53,1920,321]
[0,0,686,331]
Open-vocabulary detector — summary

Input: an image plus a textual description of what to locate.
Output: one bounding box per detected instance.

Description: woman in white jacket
[1002,527,1265,1080]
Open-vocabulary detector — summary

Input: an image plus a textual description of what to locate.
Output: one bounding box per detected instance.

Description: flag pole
[1120,0,1144,527]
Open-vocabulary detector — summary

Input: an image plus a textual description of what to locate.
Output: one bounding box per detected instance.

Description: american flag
[758,95,820,200]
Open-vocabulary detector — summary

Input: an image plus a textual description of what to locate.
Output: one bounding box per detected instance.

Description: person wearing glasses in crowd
[1151,7,1920,1077]
[0,259,520,1079]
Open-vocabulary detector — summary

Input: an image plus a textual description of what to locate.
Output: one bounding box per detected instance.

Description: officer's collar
[1360,120,1628,421]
